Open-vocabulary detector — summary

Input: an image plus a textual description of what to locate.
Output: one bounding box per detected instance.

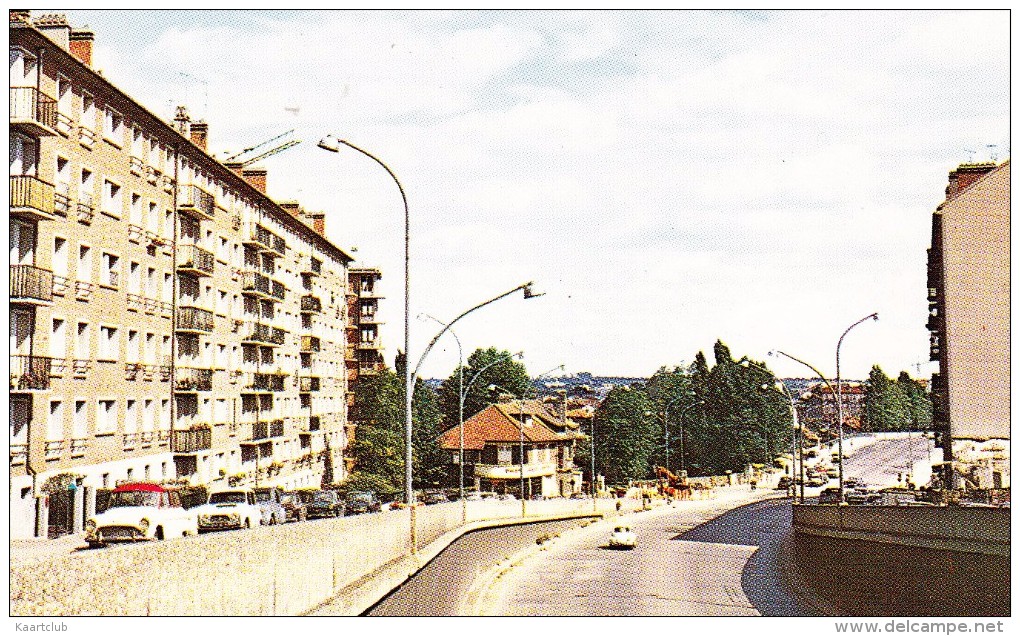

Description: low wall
[792,504,1010,556]
[10,497,625,616]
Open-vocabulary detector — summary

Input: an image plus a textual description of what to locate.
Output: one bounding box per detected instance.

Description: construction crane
[222,129,301,167]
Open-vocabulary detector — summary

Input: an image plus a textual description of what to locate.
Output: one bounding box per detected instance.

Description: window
[160,399,171,430]
[131,128,144,158]
[77,244,92,281]
[50,318,66,359]
[143,399,155,431]
[126,330,139,362]
[9,47,37,88]
[101,252,120,287]
[162,272,172,302]
[80,169,94,206]
[103,107,124,145]
[48,401,64,441]
[73,400,89,438]
[81,91,96,129]
[216,290,227,316]
[99,326,120,361]
[56,75,72,115]
[125,399,138,433]
[52,238,68,278]
[97,399,117,434]
[54,156,70,211]
[144,333,155,364]
[75,322,91,359]
[129,193,142,224]
[102,180,122,217]
[128,262,140,294]
[147,202,159,233]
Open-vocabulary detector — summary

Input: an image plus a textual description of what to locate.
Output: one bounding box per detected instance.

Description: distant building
[795,381,866,439]
[437,400,583,497]
[343,267,385,472]
[926,160,1010,476]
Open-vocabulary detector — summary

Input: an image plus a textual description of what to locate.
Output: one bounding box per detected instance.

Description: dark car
[776,476,792,490]
[279,491,309,522]
[302,490,345,518]
[346,491,382,514]
[817,487,842,504]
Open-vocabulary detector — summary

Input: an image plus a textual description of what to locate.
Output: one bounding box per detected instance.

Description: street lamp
[677,400,704,476]
[835,313,879,500]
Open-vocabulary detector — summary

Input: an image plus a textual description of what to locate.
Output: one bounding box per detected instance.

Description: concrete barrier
[792,504,1010,556]
[9,497,627,616]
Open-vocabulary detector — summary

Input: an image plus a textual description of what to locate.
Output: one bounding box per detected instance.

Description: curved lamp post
[677,400,704,476]
[741,360,800,501]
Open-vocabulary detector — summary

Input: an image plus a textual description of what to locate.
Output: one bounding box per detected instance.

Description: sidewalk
[10,532,87,567]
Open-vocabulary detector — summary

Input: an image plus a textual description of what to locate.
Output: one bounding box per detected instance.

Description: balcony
[10,355,52,391]
[240,321,285,346]
[301,335,321,353]
[171,428,212,454]
[175,367,212,392]
[358,339,383,350]
[10,175,56,221]
[176,306,214,334]
[358,312,383,325]
[177,243,215,277]
[242,223,272,252]
[125,362,141,381]
[300,294,321,314]
[177,184,215,221]
[53,182,70,217]
[9,87,57,136]
[77,195,95,225]
[299,376,321,392]
[10,265,54,305]
[248,419,285,442]
[242,372,287,393]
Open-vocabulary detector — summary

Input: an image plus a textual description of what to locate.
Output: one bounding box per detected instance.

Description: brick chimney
[303,211,325,236]
[241,167,267,194]
[189,121,208,152]
[34,13,70,49]
[9,10,31,24]
[69,29,95,68]
[946,162,997,201]
[278,201,301,218]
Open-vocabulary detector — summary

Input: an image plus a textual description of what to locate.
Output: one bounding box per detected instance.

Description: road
[482,495,811,616]
[837,434,936,488]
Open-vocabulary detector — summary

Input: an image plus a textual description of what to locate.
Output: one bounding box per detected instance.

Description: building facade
[926,160,1010,481]
[10,12,357,538]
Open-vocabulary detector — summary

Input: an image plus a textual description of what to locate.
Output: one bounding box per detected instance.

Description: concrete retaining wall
[792,504,1010,556]
[10,497,625,616]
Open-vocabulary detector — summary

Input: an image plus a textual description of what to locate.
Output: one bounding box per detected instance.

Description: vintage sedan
[193,488,262,532]
[303,490,345,518]
[280,491,309,522]
[253,487,287,525]
[85,482,197,547]
[608,524,637,549]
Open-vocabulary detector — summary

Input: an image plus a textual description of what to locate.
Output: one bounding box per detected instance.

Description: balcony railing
[53,182,70,217]
[10,265,54,304]
[175,367,212,392]
[301,336,321,352]
[271,280,286,301]
[10,355,52,391]
[242,270,271,296]
[9,86,57,135]
[300,294,322,313]
[176,306,214,333]
[250,419,286,441]
[125,362,141,381]
[301,256,322,276]
[177,243,215,277]
[171,428,212,453]
[240,321,286,345]
[299,376,321,392]
[177,184,215,221]
[245,372,287,392]
[77,195,94,224]
[10,175,56,221]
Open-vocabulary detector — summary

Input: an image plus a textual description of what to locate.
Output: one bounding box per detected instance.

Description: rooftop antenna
[986,144,998,162]
[179,72,208,119]
[963,148,976,163]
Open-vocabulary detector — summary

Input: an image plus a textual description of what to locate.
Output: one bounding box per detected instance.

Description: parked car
[826,467,840,479]
[844,477,866,489]
[279,491,309,522]
[304,490,345,518]
[464,491,485,501]
[776,476,792,490]
[817,487,842,505]
[846,488,881,505]
[346,491,382,514]
[193,488,262,532]
[253,486,287,525]
[85,482,197,547]
[421,490,449,505]
[806,475,828,487]
[608,524,637,549]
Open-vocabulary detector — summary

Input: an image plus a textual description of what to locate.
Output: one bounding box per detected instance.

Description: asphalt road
[839,435,935,488]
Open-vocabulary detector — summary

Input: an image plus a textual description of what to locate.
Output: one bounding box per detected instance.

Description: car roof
[113,482,166,493]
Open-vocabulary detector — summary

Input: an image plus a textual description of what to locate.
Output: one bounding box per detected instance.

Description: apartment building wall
[10,14,355,538]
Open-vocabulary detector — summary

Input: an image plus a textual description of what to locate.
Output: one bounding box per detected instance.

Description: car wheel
[244,518,252,529]
[155,527,165,540]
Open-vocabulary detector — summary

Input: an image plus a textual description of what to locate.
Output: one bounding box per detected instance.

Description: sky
[51,8,1010,381]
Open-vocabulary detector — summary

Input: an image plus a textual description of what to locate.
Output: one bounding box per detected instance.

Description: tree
[896,371,933,431]
[864,365,911,431]
[436,347,530,428]
[592,385,655,484]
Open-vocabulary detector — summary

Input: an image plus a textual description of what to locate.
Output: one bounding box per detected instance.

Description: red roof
[113,482,167,493]
[438,403,566,450]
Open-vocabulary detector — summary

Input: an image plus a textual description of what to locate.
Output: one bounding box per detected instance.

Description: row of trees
[343,342,933,491]
[863,366,932,432]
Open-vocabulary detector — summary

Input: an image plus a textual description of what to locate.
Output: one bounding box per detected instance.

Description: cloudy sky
[57,9,1009,381]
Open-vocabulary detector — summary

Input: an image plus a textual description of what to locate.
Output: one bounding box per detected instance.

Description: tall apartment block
[926,160,1010,479]
[9,12,362,538]
[342,267,385,470]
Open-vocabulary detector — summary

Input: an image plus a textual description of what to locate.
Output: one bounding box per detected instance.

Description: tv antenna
[179,72,208,119]
[963,148,976,163]
[986,144,998,162]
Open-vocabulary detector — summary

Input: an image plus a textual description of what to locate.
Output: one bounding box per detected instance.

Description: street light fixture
[677,400,704,476]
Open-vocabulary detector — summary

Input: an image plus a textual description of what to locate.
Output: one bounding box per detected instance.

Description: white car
[85,482,197,547]
[193,488,263,532]
[609,524,637,549]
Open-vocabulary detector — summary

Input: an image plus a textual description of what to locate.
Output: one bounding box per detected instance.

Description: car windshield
[349,493,372,502]
[253,491,272,502]
[209,492,247,504]
[108,490,160,508]
[313,492,335,502]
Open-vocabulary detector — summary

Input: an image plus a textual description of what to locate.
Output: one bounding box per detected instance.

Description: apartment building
[10,12,356,538]
[926,160,1010,478]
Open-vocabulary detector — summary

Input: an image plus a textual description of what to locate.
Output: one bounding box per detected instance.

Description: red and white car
[85,482,198,547]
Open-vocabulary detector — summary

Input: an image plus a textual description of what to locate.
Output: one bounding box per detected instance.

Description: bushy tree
[864,365,911,431]
[897,371,933,431]
[592,385,655,484]
[436,347,530,427]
